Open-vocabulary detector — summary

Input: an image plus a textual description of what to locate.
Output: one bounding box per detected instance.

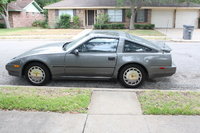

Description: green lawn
[137,91,200,115]
[0,87,91,113]
[0,27,36,36]
[0,27,83,39]
[0,27,164,36]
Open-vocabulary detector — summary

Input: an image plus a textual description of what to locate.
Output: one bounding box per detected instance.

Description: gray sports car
[6,30,176,88]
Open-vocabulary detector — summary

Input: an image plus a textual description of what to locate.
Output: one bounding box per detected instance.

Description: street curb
[171,39,200,43]
[0,85,199,92]
[1,38,200,43]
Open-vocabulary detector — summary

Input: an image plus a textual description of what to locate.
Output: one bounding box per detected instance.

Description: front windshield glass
[64,33,89,50]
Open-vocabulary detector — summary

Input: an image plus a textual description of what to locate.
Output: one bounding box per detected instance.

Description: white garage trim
[175,9,199,28]
[151,9,174,28]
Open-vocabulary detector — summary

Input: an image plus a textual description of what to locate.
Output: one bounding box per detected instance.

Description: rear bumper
[149,63,176,79]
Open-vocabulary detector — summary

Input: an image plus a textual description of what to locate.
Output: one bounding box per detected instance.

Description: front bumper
[5,61,22,77]
[149,63,176,79]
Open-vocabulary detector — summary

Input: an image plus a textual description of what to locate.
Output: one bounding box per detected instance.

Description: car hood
[14,42,65,59]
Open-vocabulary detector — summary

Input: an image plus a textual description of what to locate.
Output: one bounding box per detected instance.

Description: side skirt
[52,76,114,81]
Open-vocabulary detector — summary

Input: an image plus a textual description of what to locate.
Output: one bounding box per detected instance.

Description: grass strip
[137,90,200,115]
[0,87,91,113]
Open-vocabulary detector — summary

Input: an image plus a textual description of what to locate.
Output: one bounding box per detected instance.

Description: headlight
[8,59,22,68]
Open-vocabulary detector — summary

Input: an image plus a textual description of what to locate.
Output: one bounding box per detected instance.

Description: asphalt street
[0,40,200,90]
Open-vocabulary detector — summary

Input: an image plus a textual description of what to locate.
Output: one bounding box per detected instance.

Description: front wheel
[119,64,146,88]
[24,62,51,86]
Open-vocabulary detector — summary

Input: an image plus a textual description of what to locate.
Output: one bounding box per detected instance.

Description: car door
[64,37,119,77]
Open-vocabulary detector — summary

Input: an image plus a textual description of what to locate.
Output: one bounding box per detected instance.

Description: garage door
[151,9,174,28]
[175,10,199,28]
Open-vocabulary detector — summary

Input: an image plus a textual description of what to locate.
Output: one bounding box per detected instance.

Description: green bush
[72,16,80,28]
[96,14,109,25]
[57,14,71,28]
[111,24,125,29]
[198,18,200,28]
[126,9,132,19]
[134,24,155,30]
[0,23,6,28]
[32,20,48,28]
[94,24,125,29]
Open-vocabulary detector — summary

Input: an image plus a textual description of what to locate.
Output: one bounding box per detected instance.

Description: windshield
[64,33,89,51]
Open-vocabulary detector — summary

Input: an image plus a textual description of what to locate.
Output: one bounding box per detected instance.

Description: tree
[0,0,15,28]
[117,0,200,30]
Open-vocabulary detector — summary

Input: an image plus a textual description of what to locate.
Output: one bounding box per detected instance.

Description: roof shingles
[44,0,200,9]
[8,0,33,11]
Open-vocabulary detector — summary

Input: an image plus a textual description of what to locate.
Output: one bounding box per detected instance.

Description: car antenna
[164,19,170,49]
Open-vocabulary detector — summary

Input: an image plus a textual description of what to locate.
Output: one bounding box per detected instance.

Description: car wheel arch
[22,60,52,78]
[117,63,149,79]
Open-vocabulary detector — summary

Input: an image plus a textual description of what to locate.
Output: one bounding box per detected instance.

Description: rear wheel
[119,64,146,88]
[24,62,51,86]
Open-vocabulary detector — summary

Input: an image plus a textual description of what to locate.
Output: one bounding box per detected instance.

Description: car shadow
[3,76,179,90]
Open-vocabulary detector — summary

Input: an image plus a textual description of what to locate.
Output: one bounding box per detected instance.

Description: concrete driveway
[0,40,200,90]
[157,29,200,41]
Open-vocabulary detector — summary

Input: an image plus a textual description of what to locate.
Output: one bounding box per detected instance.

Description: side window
[124,40,152,52]
[77,38,118,53]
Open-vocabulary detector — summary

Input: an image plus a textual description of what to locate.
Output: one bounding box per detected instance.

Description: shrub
[134,24,155,29]
[32,20,48,28]
[57,14,71,28]
[126,9,132,19]
[32,20,42,27]
[96,14,109,25]
[72,16,80,28]
[0,23,6,28]
[111,24,125,29]
[198,18,200,28]
[94,24,125,29]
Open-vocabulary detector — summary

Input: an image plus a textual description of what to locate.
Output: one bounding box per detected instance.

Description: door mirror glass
[73,49,79,55]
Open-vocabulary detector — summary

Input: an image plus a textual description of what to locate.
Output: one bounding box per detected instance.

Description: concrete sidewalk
[0,90,200,133]
[157,29,200,42]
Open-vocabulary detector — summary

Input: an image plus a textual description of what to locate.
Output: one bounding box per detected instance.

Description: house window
[136,9,148,23]
[59,10,74,18]
[108,9,123,22]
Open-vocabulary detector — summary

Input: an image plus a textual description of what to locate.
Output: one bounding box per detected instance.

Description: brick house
[0,0,45,28]
[44,0,200,29]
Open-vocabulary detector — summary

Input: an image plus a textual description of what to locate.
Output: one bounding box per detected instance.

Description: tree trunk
[2,14,11,29]
[129,7,135,30]
[5,17,11,29]
[0,4,11,29]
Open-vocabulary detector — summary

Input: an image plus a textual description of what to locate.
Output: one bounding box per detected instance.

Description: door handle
[108,57,115,61]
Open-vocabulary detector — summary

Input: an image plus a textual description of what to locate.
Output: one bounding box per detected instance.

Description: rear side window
[124,40,153,53]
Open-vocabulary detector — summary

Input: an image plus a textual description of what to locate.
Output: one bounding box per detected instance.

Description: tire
[24,62,51,86]
[119,64,146,88]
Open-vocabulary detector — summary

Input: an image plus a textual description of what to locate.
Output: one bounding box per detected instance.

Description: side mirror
[73,49,79,56]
